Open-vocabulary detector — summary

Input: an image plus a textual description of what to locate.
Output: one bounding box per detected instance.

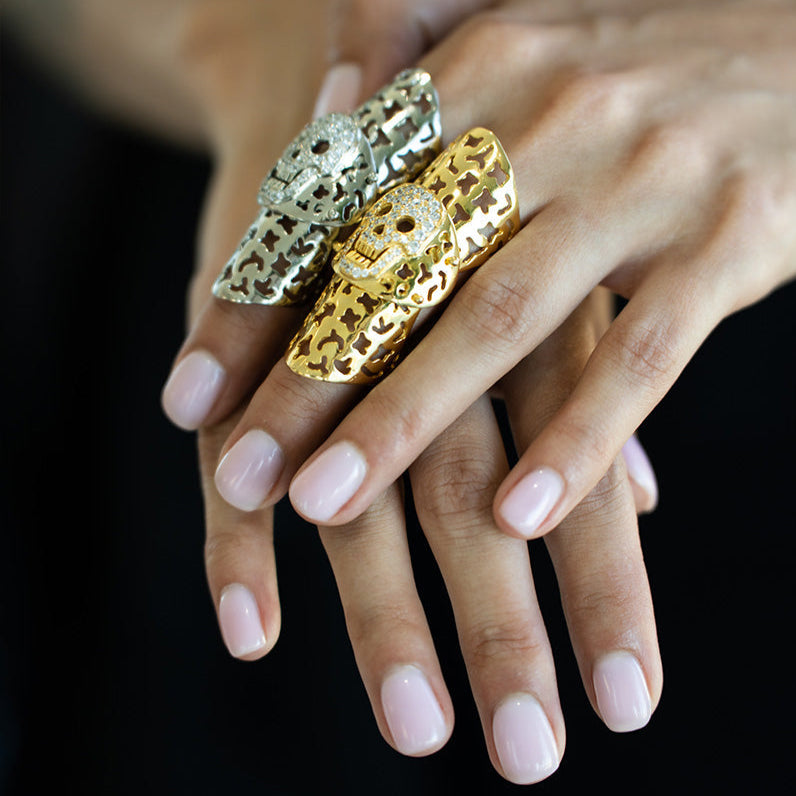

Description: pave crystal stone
[338,183,445,280]
[271,113,360,185]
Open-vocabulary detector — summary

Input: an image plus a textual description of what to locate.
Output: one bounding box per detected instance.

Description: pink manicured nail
[215,429,284,512]
[622,435,659,513]
[498,467,564,538]
[218,584,266,659]
[593,651,652,733]
[161,350,225,430]
[289,442,367,522]
[312,62,363,118]
[381,666,447,756]
[493,694,559,785]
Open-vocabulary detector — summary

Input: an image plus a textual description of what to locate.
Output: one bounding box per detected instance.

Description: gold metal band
[285,128,519,383]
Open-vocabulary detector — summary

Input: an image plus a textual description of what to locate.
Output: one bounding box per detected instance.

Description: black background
[2,30,794,795]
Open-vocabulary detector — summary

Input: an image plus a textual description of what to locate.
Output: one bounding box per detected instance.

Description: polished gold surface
[286,128,519,383]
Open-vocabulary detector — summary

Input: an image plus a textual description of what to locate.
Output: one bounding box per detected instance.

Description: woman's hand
[312,290,662,784]
[272,0,796,536]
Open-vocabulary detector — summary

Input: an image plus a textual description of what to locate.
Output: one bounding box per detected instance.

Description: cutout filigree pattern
[212,69,441,307]
[286,128,519,383]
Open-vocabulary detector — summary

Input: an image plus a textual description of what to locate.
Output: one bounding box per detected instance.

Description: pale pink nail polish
[498,467,564,538]
[161,350,225,430]
[289,442,367,522]
[380,666,447,756]
[593,651,652,733]
[493,694,559,785]
[622,435,659,513]
[215,429,284,512]
[312,63,362,118]
[218,584,266,659]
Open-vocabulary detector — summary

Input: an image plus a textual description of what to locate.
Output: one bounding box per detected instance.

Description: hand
[268,0,796,538]
[158,1,664,784]
[311,290,661,784]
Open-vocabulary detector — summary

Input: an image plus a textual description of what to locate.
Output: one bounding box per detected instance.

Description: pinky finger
[495,261,727,539]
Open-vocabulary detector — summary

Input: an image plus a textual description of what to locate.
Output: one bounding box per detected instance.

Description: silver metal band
[212,68,441,306]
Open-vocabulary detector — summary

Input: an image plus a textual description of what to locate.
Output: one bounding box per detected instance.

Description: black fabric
[2,31,794,795]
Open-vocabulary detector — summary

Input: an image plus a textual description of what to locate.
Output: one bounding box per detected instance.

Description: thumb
[312,0,492,117]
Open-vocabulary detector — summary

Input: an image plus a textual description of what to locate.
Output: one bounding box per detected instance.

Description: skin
[17,0,793,785]
[165,1,794,781]
[162,0,668,783]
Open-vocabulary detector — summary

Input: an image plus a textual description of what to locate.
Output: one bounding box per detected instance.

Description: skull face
[257,113,378,225]
[334,183,459,307]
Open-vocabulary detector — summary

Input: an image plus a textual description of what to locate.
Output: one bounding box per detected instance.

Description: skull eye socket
[374,202,393,216]
[396,217,416,233]
[311,139,330,155]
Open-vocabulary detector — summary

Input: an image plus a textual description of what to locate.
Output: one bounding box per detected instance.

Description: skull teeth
[353,239,383,261]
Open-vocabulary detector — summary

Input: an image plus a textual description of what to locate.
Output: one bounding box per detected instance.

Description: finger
[410,395,563,784]
[321,0,494,110]
[213,362,359,512]
[494,257,727,539]
[622,434,659,515]
[200,414,280,660]
[161,142,307,431]
[164,58,446,432]
[499,317,662,732]
[317,483,453,757]
[544,465,662,733]
[286,199,633,526]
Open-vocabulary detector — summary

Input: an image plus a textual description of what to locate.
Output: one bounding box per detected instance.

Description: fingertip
[218,583,271,661]
[288,441,368,524]
[495,467,565,540]
[380,665,450,757]
[312,62,363,119]
[161,350,226,431]
[622,435,659,514]
[214,429,286,513]
[592,651,653,733]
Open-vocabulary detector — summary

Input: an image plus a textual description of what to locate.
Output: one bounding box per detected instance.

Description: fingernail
[312,62,362,118]
[622,435,659,513]
[218,584,267,659]
[215,429,285,512]
[493,694,559,785]
[381,665,447,756]
[161,350,225,430]
[498,467,564,538]
[593,651,652,733]
[289,442,367,522]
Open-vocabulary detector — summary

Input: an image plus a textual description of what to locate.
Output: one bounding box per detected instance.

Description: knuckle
[572,461,630,522]
[367,382,434,460]
[414,449,497,535]
[554,406,615,476]
[265,367,334,427]
[549,67,640,128]
[204,529,254,574]
[457,270,535,355]
[463,614,545,671]
[628,120,711,179]
[565,572,639,629]
[344,600,425,652]
[454,12,525,55]
[604,317,680,392]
